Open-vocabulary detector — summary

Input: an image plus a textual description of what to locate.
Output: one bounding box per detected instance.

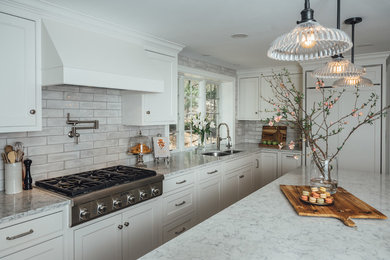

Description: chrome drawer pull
[255,159,259,168]
[174,227,186,235]
[239,175,245,178]
[6,229,34,240]
[176,180,186,184]
[207,170,218,175]
[286,155,296,158]
[175,201,186,207]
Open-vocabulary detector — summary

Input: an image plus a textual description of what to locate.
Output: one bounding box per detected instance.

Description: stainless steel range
[35,165,163,227]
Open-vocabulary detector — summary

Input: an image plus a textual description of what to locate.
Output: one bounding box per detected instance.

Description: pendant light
[312,0,365,78]
[333,17,374,87]
[267,0,352,61]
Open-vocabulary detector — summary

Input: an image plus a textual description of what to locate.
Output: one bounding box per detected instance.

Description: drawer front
[164,171,194,193]
[223,156,253,172]
[163,188,195,223]
[0,212,63,252]
[197,164,221,182]
[163,213,196,243]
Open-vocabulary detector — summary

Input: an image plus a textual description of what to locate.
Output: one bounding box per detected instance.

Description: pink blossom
[268,120,274,126]
[324,102,328,106]
[353,113,357,117]
[328,104,333,109]
[280,83,285,88]
[277,108,281,112]
[335,97,339,101]
[278,143,284,150]
[288,140,295,150]
[352,109,356,112]
[293,155,299,160]
[344,121,349,125]
[291,111,296,116]
[274,115,282,123]
[316,85,320,91]
[330,121,334,125]
[312,147,316,152]
[359,112,363,116]
[285,93,289,97]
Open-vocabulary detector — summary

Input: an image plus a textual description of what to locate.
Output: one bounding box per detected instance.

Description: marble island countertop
[144,143,301,178]
[141,168,390,260]
[0,188,70,225]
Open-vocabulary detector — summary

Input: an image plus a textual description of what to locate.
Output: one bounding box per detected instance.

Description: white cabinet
[238,166,253,199]
[221,169,239,209]
[197,165,222,223]
[74,198,161,260]
[238,77,259,120]
[0,11,41,133]
[74,214,122,260]
[280,152,301,176]
[252,153,262,190]
[122,51,178,126]
[4,236,63,260]
[162,212,196,243]
[259,152,278,186]
[122,201,161,260]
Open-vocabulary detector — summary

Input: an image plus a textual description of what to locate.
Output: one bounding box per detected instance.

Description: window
[169,77,220,151]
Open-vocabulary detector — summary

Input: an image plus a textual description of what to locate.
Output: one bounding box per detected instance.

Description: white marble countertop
[0,188,70,225]
[141,168,390,260]
[144,143,301,179]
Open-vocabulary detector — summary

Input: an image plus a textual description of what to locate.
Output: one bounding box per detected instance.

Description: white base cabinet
[259,152,278,186]
[73,198,161,260]
[280,152,301,176]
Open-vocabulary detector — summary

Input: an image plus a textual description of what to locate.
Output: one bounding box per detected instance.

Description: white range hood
[42,19,164,92]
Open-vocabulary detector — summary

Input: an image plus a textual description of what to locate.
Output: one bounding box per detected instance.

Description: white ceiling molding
[237,64,302,77]
[1,0,184,56]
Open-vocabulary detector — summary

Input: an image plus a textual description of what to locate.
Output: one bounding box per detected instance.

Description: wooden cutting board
[280,185,387,227]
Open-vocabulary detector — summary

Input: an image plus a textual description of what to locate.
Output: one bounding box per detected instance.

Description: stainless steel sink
[202,150,242,157]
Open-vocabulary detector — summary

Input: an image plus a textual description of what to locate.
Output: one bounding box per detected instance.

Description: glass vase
[195,132,206,154]
[309,155,338,194]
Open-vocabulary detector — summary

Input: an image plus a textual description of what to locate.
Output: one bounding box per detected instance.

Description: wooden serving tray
[280,185,387,227]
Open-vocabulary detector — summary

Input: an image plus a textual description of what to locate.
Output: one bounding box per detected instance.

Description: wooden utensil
[7,151,16,164]
[280,185,387,227]
[4,145,13,154]
[1,152,9,163]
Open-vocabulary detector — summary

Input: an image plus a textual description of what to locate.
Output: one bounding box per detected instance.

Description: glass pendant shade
[312,56,365,78]
[267,20,352,61]
[332,76,374,88]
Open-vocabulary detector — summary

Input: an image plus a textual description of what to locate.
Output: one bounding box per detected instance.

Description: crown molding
[1,0,184,55]
[237,64,302,77]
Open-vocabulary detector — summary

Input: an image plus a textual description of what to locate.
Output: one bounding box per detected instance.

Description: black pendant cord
[345,17,362,63]
[298,0,315,24]
[332,0,343,59]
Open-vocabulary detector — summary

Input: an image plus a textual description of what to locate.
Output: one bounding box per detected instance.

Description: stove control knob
[151,187,160,196]
[97,203,107,214]
[79,208,90,220]
[113,199,122,209]
[139,191,148,201]
[127,194,136,205]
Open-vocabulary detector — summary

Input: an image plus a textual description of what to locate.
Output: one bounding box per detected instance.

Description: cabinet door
[252,154,262,190]
[281,153,301,175]
[221,170,239,209]
[238,77,259,120]
[5,236,63,260]
[0,12,40,132]
[238,166,253,199]
[122,199,161,260]
[143,52,177,124]
[198,176,221,222]
[259,76,275,120]
[74,214,122,260]
[260,152,278,186]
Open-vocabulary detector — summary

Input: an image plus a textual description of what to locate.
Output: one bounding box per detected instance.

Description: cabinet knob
[29,109,36,115]
[124,222,129,227]
[146,111,151,115]
[255,112,258,114]
[118,224,123,230]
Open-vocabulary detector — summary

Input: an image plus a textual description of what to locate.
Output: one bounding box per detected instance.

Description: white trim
[1,0,184,55]
[178,65,236,83]
[237,64,302,77]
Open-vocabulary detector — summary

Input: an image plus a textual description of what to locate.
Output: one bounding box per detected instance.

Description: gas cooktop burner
[35,165,157,197]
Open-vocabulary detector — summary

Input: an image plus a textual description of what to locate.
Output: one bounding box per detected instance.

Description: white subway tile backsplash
[28,144,63,156]
[0,85,165,191]
[48,151,79,162]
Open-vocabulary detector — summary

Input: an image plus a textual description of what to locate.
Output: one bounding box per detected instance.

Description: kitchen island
[140,167,390,260]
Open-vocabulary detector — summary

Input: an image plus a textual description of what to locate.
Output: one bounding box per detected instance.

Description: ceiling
[40,0,390,70]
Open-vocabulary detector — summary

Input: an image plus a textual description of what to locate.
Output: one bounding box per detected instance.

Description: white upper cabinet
[237,67,302,121]
[238,77,259,120]
[122,51,178,125]
[0,12,41,133]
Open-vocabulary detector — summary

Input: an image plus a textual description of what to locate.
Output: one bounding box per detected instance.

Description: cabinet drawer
[163,171,194,193]
[223,156,253,172]
[163,188,195,223]
[0,212,63,252]
[162,213,196,243]
[197,164,221,182]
